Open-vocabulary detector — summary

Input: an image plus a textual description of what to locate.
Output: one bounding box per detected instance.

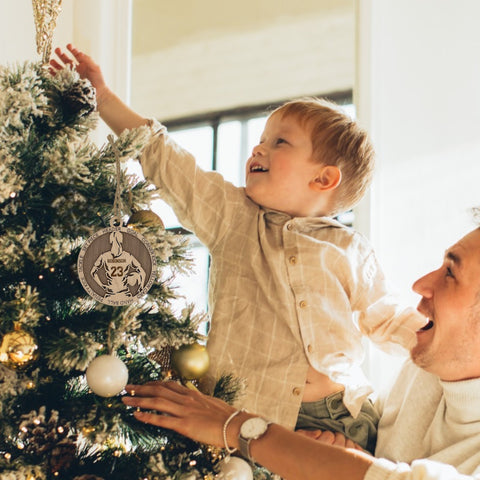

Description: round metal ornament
[78,222,156,306]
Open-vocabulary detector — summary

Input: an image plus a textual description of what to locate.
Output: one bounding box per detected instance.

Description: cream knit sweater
[365,360,480,480]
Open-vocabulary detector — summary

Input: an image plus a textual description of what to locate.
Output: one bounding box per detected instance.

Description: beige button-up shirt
[140,124,425,429]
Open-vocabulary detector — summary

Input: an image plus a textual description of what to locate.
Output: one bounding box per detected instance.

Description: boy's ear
[310,165,342,192]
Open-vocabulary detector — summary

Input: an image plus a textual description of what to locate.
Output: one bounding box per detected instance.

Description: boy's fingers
[66,44,84,62]
[49,59,62,70]
[52,47,75,66]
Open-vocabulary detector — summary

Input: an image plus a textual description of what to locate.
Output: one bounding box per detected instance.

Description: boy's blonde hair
[271,97,375,216]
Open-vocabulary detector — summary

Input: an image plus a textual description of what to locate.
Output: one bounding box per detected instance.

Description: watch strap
[238,433,251,460]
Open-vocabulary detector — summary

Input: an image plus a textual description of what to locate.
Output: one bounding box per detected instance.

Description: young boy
[51,45,426,453]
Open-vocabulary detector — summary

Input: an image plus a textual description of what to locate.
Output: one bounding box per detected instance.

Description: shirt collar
[261,207,347,230]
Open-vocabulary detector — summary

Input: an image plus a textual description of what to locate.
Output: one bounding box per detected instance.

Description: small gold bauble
[170,343,210,380]
[0,326,39,370]
[127,210,164,230]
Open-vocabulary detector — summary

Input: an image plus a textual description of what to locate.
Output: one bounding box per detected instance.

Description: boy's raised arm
[50,44,149,135]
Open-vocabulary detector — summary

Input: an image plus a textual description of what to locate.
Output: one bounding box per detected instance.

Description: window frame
[162,90,353,236]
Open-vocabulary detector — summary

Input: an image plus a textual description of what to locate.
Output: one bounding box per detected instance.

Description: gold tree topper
[31,0,63,64]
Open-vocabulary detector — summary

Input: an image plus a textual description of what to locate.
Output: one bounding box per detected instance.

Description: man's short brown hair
[271,97,375,216]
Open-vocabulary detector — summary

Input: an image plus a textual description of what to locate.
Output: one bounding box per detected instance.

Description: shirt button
[289,256,297,265]
[292,387,302,396]
[299,300,307,308]
[307,344,313,353]
[286,223,293,231]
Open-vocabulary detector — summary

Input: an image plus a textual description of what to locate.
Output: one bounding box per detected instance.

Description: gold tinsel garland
[31,0,63,64]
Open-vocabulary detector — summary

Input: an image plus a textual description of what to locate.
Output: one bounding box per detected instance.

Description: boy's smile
[249,162,268,173]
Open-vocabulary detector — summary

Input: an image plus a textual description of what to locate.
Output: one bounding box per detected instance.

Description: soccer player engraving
[78,224,156,306]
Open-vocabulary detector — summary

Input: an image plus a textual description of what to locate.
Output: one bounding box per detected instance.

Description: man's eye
[276,138,287,145]
[446,266,455,278]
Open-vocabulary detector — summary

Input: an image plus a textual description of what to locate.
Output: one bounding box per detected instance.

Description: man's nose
[412,270,436,298]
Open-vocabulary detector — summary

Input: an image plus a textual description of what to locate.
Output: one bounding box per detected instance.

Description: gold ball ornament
[127,210,164,230]
[0,326,39,370]
[170,343,210,380]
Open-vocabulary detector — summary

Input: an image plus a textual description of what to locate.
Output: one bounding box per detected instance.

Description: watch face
[240,417,269,439]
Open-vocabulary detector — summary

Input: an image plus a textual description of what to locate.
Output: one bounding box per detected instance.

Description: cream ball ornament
[86,355,129,397]
[218,457,253,480]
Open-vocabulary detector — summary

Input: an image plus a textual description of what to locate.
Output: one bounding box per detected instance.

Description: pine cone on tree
[18,406,77,474]
[60,77,97,121]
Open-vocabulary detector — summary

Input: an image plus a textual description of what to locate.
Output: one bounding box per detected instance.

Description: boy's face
[245,113,322,216]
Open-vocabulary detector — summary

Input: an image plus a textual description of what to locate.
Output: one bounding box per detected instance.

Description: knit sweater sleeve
[365,458,478,480]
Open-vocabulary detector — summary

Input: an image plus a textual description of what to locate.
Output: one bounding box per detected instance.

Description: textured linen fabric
[140,123,426,429]
[365,360,480,480]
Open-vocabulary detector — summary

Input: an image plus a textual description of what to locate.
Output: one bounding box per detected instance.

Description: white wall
[356,0,480,385]
[130,1,355,119]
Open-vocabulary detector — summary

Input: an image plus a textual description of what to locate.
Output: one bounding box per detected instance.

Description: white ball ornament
[218,457,253,480]
[86,355,129,397]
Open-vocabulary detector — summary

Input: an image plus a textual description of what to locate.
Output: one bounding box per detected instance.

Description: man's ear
[310,165,342,192]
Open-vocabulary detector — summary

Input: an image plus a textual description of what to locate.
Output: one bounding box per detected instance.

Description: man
[123,226,480,480]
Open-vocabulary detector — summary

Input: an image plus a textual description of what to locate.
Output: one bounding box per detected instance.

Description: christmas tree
[0,58,252,479]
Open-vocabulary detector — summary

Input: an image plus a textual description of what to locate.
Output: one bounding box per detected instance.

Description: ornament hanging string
[31,0,63,65]
[108,134,123,227]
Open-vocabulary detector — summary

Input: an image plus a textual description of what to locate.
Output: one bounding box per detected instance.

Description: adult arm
[122,381,372,480]
[50,44,148,135]
[123,382,479,480]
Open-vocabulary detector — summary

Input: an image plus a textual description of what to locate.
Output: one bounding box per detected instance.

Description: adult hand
[296,429,365,451]
[122,380,239,448]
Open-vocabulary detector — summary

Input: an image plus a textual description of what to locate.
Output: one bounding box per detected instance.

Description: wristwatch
[238,417,272,463]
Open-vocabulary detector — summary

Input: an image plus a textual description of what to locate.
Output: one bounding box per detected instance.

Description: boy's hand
[50,44,149,134]
[50,44,108,102]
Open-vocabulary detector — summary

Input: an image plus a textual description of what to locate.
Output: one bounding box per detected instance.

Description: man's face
[411,228,480,380]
